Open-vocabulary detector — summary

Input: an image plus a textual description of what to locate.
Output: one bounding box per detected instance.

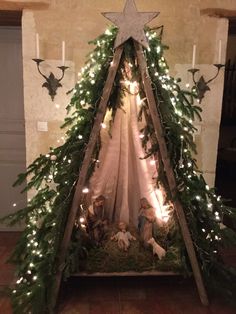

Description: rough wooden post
[50,45,124,312]
[134,40,209,306]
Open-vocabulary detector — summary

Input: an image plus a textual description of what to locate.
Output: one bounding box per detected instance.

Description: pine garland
[1,26,236,313]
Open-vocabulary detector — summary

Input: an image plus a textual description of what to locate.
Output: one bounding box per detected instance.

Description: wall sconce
[32,58,69,101]
[188,42,224,103]
[33,35,69,101]
[188,64,225,103]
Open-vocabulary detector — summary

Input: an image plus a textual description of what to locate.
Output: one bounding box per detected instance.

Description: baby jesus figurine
[111,222,136,251]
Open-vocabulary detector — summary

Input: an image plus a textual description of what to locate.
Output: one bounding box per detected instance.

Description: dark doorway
[0,10,26,231]
[215,18,236,228]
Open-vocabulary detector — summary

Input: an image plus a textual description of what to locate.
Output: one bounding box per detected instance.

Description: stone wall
[3,0,236,187]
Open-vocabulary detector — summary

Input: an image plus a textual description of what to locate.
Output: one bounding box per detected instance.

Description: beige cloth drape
[89,81,164,227]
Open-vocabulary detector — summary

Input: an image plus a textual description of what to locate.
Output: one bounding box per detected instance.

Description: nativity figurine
[87,195,109,244]
[138,197,158,247]
[111,221,136,251]
[147,237,166,260]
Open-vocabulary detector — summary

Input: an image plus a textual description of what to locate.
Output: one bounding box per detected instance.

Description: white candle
[192,44,196,69]
[62,41,65,66]
[218,40,222,64]
[36,33,40,59]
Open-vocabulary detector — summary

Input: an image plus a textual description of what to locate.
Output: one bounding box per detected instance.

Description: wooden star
[102,0,159,49]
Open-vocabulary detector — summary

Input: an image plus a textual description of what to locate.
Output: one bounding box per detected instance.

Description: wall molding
[201,8,236,19]
[0,0,49,11]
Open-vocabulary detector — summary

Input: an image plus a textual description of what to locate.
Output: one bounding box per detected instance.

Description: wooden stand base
[72,271,178,277]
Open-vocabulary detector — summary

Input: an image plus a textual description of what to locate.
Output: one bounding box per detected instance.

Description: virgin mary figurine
[138,198,157,247]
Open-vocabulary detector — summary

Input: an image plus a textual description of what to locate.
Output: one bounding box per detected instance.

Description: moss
[76,225,184,274]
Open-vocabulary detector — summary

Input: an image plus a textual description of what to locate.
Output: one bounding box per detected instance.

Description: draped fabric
[89,81,165,227]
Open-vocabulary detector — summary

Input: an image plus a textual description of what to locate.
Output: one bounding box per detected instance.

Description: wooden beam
[74,271,178,277]
[134,40,209,306]
[50,45,124,313]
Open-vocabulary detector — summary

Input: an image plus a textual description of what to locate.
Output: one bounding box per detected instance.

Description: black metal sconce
[32,58,69,101]
[188,64,225,103]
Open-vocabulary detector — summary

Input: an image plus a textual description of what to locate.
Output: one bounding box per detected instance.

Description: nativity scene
[68,69,180,275]
[1,1,236,313]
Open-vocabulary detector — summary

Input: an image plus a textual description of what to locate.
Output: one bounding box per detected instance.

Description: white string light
[82,187,89,194]
[150,160,156,166]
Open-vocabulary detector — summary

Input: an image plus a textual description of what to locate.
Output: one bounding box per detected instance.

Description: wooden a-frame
[50,40,209,312]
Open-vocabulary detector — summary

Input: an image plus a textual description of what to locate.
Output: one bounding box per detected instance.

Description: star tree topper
[102,0,159,49]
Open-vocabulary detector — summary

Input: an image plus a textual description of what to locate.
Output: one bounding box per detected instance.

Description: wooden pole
[134,40,209,306]
[50,45,124,312]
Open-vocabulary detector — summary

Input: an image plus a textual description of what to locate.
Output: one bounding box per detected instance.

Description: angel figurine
[111,221,136,251]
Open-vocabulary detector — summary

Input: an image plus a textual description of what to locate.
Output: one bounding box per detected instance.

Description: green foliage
[1,25,236,314]
[78,225,183,274]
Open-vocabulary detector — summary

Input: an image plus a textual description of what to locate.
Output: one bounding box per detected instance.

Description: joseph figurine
[87,195,108,244]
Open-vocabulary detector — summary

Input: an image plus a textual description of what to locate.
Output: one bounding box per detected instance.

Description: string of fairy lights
[6,26,229,310]
[12,26,222,244]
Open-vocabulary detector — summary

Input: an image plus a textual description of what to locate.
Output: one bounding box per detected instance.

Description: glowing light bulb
[82,187,89,194]
[105,29,112,35]
[79,217,85,223]
[195,195,201,201]
[13,203,16,207]
[16,277,23,284]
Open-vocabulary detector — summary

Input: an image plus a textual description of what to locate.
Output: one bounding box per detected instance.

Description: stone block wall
[3,0,236,187]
